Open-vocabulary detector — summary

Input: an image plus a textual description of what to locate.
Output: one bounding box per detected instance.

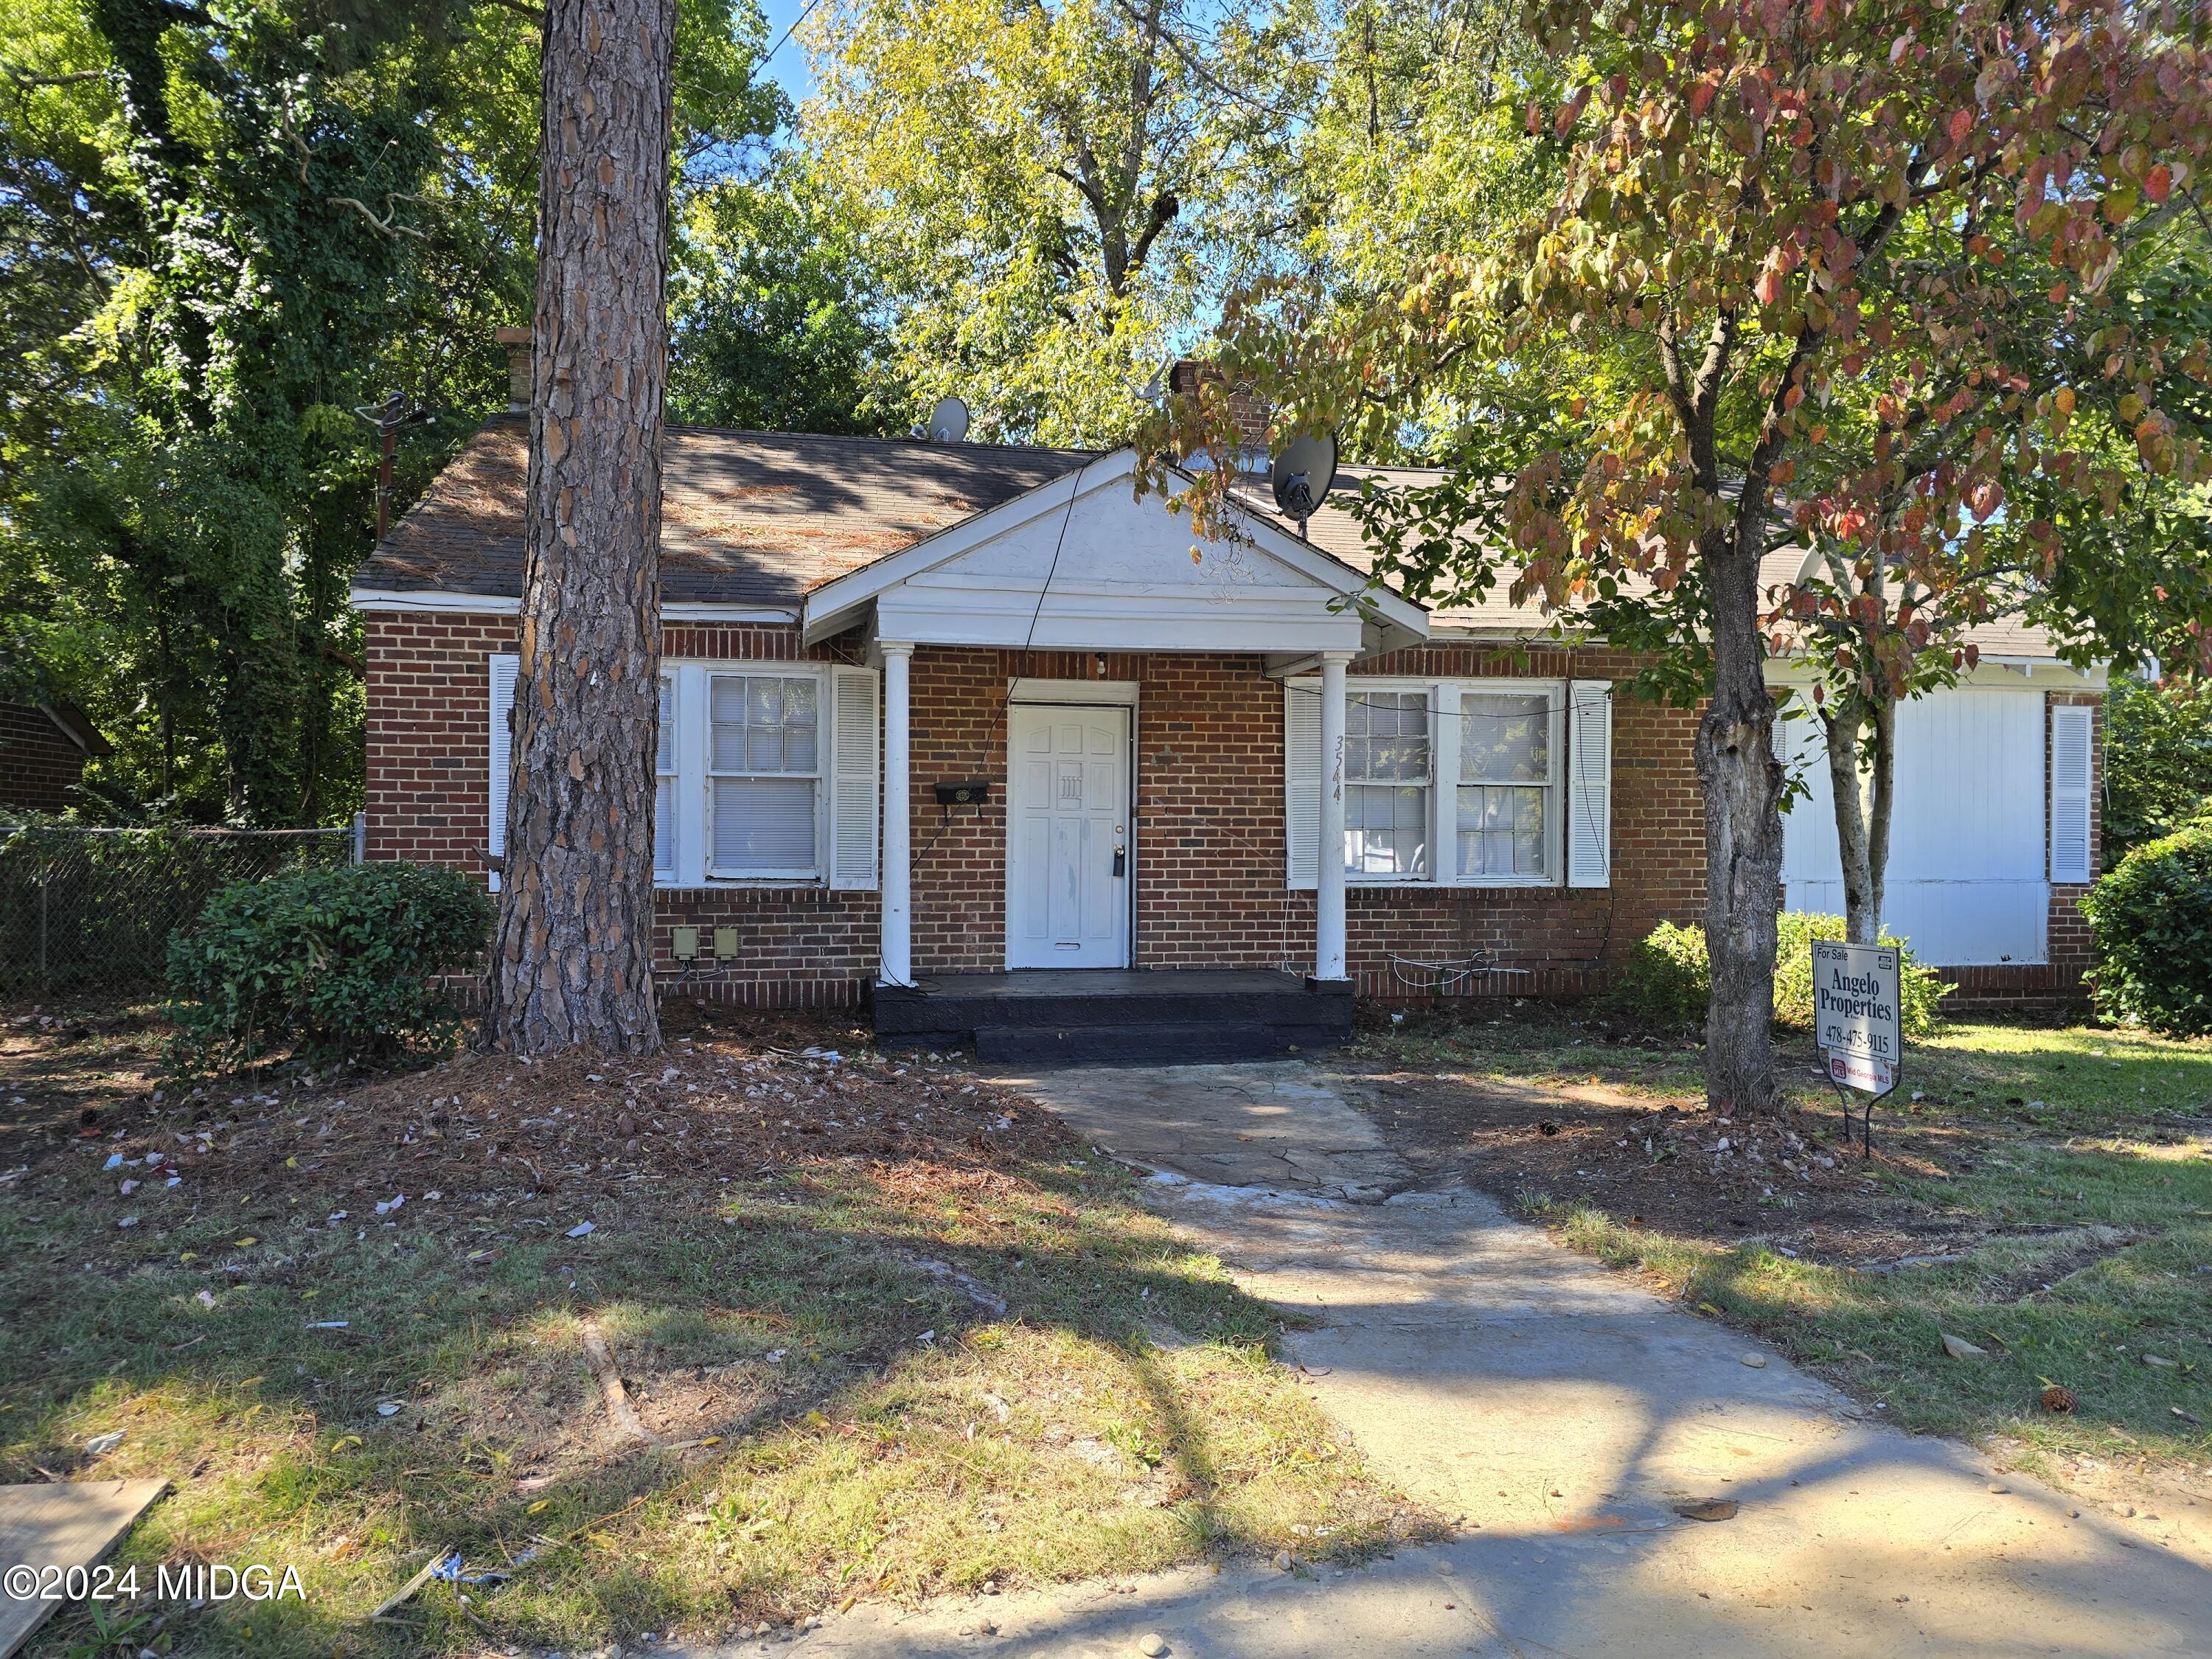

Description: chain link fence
[0,818,363,996]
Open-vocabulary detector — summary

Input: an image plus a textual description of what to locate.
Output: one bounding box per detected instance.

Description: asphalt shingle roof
[1246,467,2063,658]
[358,423,2067,661]
[353,418,1094,609]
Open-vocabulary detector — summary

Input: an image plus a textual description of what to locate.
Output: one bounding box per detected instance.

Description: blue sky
[757,0,818,100]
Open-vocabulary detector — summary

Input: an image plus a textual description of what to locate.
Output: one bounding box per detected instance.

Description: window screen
[1458,690,1552,880]
[709,675,819,875]
[1345,691,1430,876]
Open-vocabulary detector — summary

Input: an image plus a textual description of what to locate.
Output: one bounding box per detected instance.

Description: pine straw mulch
[9,1002,1079,1250]
[1338,1058,2019,1268]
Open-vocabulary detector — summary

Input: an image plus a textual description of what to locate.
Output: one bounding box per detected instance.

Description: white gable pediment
[802,449,1427,656]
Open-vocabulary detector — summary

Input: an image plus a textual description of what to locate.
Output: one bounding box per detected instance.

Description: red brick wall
[1347,644,1707,999]
[0,703,90,815]
[364,613,518,877]
[897,642,1707,993]
[363,611,877,1005]
[363,613,2102,1010]
[902,648,1312,974]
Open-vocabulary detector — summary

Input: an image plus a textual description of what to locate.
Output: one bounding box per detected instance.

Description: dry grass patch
[0,1003,1423,1658]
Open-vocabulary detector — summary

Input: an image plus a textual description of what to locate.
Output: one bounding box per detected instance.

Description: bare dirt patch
[1338,1056,1992,1265]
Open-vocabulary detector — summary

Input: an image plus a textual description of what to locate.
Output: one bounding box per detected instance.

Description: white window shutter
[1566,679,1612,888]
[487,653,519,891]
[1433,682,1460,883]
[1285,678,1321,888]
[2051,702,2093,883]
[830,666,880,888]
[653,676,675,879]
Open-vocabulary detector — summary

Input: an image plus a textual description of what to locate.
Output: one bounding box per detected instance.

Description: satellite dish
[1270,432,1339,527]
[928,396,970,444]
[1794,543,1827,586]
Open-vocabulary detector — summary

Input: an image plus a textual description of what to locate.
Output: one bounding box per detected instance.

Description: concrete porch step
[872,968,1354,1065]
[972,1021,1351,1066]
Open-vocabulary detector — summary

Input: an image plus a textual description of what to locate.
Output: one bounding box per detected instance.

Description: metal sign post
[1811,939,1903,1157]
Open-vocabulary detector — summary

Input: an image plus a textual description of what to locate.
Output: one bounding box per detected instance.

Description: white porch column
[1316,650,1352,981]
[879,641,914,986]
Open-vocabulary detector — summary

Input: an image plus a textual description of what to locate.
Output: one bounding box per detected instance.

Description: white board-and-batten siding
[1780,686,2073,966]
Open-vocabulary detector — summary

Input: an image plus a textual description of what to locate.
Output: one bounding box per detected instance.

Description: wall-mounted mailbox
[934,781,992,807]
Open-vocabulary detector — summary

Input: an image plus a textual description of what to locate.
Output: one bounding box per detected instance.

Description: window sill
[1340,877,1567,892]
[655,877,834,892]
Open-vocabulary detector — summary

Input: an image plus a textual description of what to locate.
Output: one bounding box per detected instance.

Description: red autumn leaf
[1948,108,1975,146]
[1554,86,1590,139]
[1688,79,1718,119]
[2145,163,2173,204]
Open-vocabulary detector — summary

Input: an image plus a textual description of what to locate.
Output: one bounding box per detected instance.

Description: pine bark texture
[484,0,675,1055]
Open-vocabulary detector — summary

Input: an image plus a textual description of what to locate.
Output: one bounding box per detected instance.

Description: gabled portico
[800,448,1430,997]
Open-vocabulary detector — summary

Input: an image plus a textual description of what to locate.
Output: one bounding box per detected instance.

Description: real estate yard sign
[1812,939,1902,1101]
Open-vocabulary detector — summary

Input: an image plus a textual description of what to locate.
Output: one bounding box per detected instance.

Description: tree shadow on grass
[1555,1131,2212,1465]
[0,1142,1417,1658]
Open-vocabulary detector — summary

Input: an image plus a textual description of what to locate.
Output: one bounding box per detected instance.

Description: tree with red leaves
[1146,0,2212,1114]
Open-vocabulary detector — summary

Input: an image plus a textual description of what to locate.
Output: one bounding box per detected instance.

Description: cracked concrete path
[677,1062,2211,1659]
[982,1060,1416,1200]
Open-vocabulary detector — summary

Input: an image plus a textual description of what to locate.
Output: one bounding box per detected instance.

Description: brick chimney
[494,326,532,414]
[1166,358,1270,469]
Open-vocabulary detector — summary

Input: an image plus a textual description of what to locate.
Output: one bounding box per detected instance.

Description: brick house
[0,700,109,816]
[352,383,2103,1053]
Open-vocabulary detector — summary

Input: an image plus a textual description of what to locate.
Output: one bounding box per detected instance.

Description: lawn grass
[1354,1009,2212,1492]
[0,1018,1421,1658]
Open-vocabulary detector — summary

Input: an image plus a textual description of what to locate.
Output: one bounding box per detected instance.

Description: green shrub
[1601,920,1710,1029]
[1604,911,1948,1037]
[164,861,493,1078]
[1771,911,1950,1039]
[2079,824,2212,1034]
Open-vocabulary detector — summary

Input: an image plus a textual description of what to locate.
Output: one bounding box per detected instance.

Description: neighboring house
[0,701,110,816]
[350,358,2102,1050]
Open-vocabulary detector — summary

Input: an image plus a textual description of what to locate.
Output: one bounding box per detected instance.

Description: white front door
[1006,703,1131,968]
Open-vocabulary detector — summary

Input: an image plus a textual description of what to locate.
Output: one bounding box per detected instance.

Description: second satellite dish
[928,396,971,445]
[1270,432,1339,528]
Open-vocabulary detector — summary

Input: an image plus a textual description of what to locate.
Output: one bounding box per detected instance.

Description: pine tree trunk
[1696,534,1786,1115]
[484,0,675,1056]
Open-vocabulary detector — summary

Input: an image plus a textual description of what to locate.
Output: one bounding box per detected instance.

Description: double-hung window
[1285,674,1610,891]
[1457,689,1556,883]
[709,673,821,879]
[1344,690,1431,877]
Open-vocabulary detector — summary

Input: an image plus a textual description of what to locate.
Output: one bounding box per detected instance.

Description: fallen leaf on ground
[1674,1499,1739,1522]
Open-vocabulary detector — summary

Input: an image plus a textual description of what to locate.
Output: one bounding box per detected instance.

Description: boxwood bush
[165,860,493,1079]
[1770,911,1950,1037]
[1601,919,1711,1029]
[2079,823,2212,1034]
[1603,911,1948,1037]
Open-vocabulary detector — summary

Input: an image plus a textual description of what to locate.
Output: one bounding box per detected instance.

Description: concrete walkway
[687,1062,2212,1658]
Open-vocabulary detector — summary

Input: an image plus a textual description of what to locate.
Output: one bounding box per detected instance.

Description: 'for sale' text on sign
[1812,939,1901,1073]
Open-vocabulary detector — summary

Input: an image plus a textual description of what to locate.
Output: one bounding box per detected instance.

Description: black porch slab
[872,969,1352,1065]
